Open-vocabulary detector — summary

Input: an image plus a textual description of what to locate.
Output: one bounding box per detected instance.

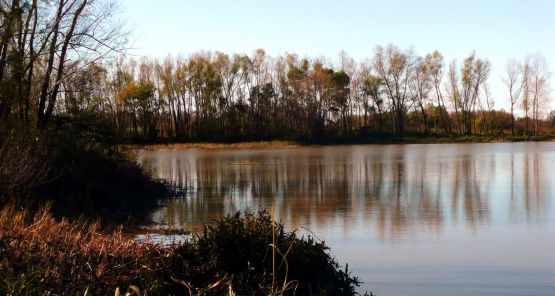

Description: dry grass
[127,140,299,151]
[126,135,555,152]
[0,135,49,200]
[0,206,364,295]
[0,205,170,295]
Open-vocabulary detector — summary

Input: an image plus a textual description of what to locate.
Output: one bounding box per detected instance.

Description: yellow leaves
[116,82,155,105]
[116,83,136,104]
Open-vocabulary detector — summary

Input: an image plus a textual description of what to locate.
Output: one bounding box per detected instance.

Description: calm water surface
[137,142,555,296]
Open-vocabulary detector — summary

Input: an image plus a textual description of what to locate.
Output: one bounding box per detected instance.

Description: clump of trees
[36,47,553,143]
[502,54,552,137]
[0,0,125,128]
[0,0,172,219]
[97,47,551,141]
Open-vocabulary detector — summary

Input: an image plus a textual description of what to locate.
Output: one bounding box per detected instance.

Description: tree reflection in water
[138,142,555,295]
[138,143,552,239]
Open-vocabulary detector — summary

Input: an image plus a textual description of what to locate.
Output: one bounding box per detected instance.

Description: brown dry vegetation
[127,134,555,152]
[0,206,170,295]
[0,206,364,296]
[129,140,299,151]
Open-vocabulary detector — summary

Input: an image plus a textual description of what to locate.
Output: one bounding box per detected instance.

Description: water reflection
[138,143,555,295]
[138,143,552,238]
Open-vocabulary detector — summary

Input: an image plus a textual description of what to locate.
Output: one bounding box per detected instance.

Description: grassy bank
[0,206,365,295]
[130,140,300,150]
[128,134,555,151]
[350,134,555,144]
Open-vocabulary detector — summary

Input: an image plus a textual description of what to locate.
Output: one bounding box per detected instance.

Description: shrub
[0,114,167,221]
[0,130,49,203]
[168,211,362,295]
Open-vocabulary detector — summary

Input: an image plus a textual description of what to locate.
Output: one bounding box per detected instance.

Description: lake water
[137,142,555,296]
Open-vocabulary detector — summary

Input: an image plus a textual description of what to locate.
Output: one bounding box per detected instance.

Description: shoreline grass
[126,134,555,151]
[0,206,364,295]
[0,205,170,295]
[127,140,300,151]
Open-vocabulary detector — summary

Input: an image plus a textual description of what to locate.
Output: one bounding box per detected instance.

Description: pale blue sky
[119,0,555,110]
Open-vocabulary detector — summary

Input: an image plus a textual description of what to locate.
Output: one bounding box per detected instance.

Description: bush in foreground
[0,207,364,295]
[169,211,361,295]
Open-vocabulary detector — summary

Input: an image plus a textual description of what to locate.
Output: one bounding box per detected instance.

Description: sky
[119,0,555,111]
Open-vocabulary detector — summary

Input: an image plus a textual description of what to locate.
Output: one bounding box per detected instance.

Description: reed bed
[0,206,170,295]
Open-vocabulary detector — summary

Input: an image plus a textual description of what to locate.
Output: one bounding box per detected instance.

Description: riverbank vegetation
[130,134,555,151]
[0,207,363,295]
[0,117,167,220]
[130,140,300,150]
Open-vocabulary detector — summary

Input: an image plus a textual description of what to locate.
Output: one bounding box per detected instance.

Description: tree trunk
[44,0,88,122]
[37,0,64,127]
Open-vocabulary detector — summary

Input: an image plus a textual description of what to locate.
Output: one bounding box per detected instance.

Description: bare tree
[521,56,531,134]
[425,51,451,134]
[503,59,523,135]
[446,53,490,135]
[413,56,433,134]
[37,0,127,126]
[527,53,550,137]
[446,60,462,134]
[373,44,415,135]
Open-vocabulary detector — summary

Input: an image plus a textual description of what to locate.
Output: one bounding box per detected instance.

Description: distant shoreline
[126,135,555,150]
[128,140,299,150]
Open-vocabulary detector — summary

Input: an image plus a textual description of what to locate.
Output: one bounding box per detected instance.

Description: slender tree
[503,58,523,135]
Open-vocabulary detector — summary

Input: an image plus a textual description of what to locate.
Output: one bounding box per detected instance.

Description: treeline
[0,1,553,142]
[75,48,553,142]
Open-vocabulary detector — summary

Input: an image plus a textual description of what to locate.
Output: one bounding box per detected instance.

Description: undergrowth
[0,207,365,295]
[0,206,170,295]
[0,114,167,221]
